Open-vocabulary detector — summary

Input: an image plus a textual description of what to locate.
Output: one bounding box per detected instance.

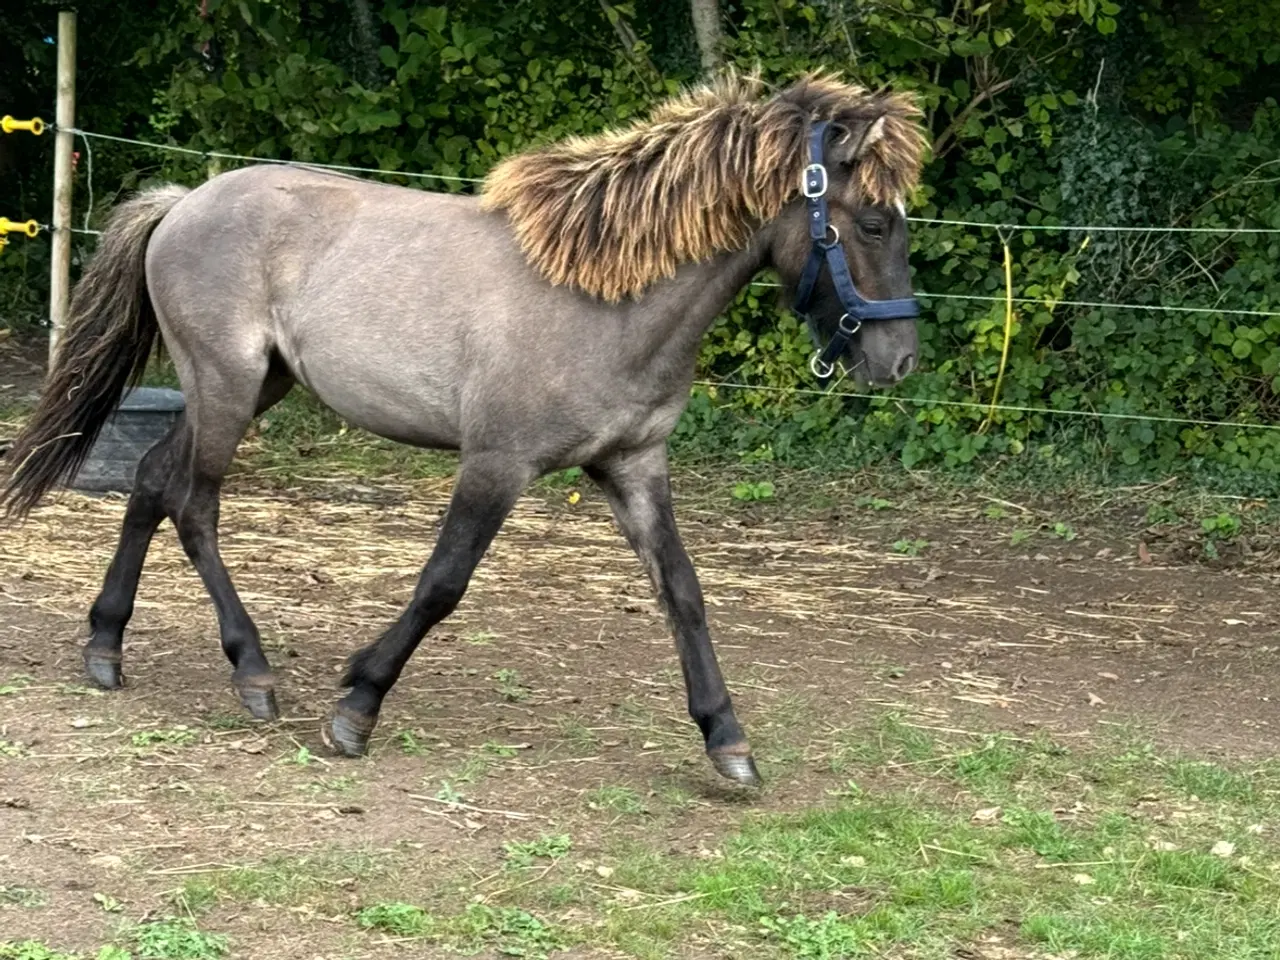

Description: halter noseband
[793,120,920,386]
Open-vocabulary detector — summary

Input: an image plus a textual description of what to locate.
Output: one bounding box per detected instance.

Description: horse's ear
[828,115,887,167]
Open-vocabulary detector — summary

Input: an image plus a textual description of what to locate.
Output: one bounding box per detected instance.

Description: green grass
[129,728,196,749]
[177,849,384,911]
[355,901,434,936]
[0,921,230,960]
[0,886,45,907]
[354,902,571,957]
[131,920,228,960]
[585,785,648,815]
[440,723,1280,960]
[493,668,532,702]
[504,834,573,867]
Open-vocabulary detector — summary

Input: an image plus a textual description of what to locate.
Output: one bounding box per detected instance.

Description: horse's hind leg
[85,362,292,717]
[170,366,292,720]
[83,420,185,688]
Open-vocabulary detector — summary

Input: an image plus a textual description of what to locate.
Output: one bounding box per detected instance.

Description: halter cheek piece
[792,120,921,386]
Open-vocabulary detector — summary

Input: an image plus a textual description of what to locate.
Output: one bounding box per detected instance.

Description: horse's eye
[858,219,885,239]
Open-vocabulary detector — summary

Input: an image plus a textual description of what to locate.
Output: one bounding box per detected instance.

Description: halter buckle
[801,163,828,199]
[837,313,862,336]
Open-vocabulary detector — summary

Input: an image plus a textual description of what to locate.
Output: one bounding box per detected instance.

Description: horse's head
[770,115,920,387]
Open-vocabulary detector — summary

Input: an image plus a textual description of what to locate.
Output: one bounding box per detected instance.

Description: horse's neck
[630,239,771,362]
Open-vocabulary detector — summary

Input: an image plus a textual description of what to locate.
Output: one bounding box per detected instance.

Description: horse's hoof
[709,748,764,788]
[84,651,123,690]
[325,707,376,758]
[237,684,279,722]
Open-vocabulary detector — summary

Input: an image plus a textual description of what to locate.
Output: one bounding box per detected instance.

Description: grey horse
[3,72,926,786]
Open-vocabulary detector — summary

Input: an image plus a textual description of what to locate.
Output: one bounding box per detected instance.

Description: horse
[2,72,926,787]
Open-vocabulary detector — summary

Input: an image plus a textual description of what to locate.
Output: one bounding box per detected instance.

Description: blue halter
[793,120,920,385]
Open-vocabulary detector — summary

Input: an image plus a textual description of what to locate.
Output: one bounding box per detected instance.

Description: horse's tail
[2,184,190,519]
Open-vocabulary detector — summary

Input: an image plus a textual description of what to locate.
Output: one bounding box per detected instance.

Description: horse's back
[142,165,485,446]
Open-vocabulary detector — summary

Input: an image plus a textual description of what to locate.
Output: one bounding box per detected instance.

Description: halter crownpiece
[792,120,920,386]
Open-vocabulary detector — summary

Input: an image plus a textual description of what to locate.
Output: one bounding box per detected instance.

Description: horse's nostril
[893,353,916,381]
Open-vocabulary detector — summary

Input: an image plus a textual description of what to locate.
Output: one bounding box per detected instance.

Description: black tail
[1,184,189,518]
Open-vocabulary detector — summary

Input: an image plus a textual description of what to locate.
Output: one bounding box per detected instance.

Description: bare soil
[2,470,1279,957]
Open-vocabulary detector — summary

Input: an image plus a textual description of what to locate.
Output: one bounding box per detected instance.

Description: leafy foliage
[7,0,1280,479]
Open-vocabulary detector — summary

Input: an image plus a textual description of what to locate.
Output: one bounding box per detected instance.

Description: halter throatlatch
[792,120,920,386]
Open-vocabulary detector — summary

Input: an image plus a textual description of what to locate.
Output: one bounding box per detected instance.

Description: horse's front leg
[326,454,530,756]
[588,444,760,787]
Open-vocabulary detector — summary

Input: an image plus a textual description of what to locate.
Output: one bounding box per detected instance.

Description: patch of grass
[585,786,647,815]
[55,684,105,698]
[854,495,895,510]
[453,904,572,958]
[0,739,28,758]
[355,901,433,936]
[463,724,1280,960]
[0,886,46,908]
[493,668,532,702]
[504,834,573,867]
[93,893,123,913]
[130,728,196,749]
[352,903,570,958]
[1145,503,1180,525]
[891,537,929,556]
[0,945,80,960]
[553,716,600,754]
[732,480,776,502]
[396,730,429,756]
[178,849,383,910]
[434,780,466,804]
[201,714,251,732]
[0,674,35,696]
[759,908,913,958]
[131,919,228,960]
[298,774,359,795]
[462,629,498,645]
[1166,759,1257,801]
[287,745,315,766]
[831,713,938,771]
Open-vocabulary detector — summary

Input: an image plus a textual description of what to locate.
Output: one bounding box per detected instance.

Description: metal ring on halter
[819,224,840,249]
[809,352,836,379]
[837,313,861,336]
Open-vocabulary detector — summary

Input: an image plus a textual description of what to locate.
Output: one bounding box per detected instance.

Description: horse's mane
[480,71,926,302]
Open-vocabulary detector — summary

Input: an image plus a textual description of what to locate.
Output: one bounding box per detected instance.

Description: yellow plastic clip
[0,218,40,238]
[0,218,39,256]
[1,116,45,135]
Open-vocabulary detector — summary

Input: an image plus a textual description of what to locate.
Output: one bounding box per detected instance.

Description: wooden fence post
[48,10,77,366]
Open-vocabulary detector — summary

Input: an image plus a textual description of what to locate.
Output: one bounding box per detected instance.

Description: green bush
[6,0,1278,480]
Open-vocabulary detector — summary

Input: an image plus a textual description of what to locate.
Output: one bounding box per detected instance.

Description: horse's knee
[415,568,469,621]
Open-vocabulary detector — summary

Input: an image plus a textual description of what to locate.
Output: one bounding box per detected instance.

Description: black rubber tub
[72,387,185,493]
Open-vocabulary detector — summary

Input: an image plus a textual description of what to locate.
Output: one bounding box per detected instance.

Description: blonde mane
[480,71,926,302]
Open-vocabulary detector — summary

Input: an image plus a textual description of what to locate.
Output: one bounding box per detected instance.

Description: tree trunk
[690,0,723,73]
[347,0,382,88]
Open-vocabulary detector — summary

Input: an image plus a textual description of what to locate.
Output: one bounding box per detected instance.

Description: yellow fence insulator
[0,217,40,256]
[1,116,45,135]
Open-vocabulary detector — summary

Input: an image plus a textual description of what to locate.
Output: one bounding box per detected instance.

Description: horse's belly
[285,340,462,449]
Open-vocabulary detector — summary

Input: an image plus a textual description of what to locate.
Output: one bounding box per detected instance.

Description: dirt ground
[2,453,1279,957]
